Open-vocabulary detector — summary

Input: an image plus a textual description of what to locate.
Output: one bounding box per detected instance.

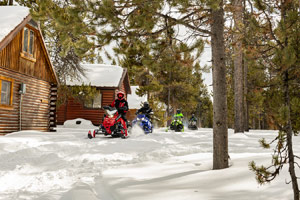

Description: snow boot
[88,130,93,139]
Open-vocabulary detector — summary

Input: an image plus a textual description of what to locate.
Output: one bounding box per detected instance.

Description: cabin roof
[67,64,131,94]
[0,6,58,85]
[0,6,30,43]
[127,86,148,109]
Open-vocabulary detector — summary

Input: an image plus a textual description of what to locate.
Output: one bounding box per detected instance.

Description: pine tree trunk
[8,0,13,5]
[211,0,228,170]
[262,111,265,129]
[233,0,244,133]
[244,58,249,131]
[281,1,299,198]
[167,85,170,126]
[284,71,299,200]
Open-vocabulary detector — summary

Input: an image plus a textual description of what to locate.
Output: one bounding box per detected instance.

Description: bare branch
[286,179,292,184]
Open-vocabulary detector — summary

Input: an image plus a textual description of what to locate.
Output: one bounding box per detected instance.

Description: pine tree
[211,0,229,169]
[57,84,98,108]
[247,59,268,129]
[115,38,151,85]
[247,0,300,199]
[232,0,244,133]
[196,89,213,128]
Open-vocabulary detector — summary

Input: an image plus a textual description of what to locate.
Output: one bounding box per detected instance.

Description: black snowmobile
[188,118,198,130]
[188,115,198,130]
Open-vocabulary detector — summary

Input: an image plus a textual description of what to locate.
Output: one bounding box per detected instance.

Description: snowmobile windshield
[175,116,182,120]
[137,114,146,121]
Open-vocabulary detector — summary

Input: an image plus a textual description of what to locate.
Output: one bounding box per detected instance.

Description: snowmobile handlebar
[118,106,128,111]
[103,105,117,111]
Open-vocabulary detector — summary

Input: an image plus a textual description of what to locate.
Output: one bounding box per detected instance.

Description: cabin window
[84,90,102,109]
[0,77,14,108]
[22,27,35,57]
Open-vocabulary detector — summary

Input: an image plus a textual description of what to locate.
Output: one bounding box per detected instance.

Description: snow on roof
[66,64,125,87]
[0,6,30,42]
[127,86,147,109]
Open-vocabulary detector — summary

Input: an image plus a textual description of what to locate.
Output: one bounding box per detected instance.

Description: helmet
[143,101,149,108]
[117,91,125,100]
[176,109,181,114]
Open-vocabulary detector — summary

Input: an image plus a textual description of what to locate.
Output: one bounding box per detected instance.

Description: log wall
[0,67,52,134]
[57,89,115,126]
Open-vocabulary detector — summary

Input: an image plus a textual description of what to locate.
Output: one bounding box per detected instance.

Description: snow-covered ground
[0,120,299,200]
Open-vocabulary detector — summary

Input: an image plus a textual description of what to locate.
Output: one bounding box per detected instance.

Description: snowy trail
[0,125,299,200]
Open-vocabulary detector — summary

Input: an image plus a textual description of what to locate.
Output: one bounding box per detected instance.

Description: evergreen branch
[246,0,254,14]
[179,10,200,21]
[261,9,284,49]
[154,12,211,35]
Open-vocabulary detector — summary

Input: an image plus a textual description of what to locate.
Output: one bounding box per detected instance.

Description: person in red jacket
[111,91,129,124]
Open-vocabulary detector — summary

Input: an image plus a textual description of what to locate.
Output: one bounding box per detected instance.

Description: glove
[103,105,110,109]
[119,106,127,111]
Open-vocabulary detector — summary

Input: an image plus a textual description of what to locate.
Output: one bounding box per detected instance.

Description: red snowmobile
[89,105,128,139]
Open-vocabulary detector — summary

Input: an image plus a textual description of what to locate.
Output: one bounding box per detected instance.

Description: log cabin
[0,6,59,134]
[57,64,131,126]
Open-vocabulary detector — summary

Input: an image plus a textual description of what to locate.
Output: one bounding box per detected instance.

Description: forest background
[1,0,299,198]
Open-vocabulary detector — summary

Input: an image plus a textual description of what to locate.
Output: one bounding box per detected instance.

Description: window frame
[21,26,36,62]
[84,90,102,109]
[0,76,14,109]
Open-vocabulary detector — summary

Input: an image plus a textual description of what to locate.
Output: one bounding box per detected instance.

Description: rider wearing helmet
[174,109,184,119]
[111,91,129,122]
[189,114,197,122]
[170,108,184,131]
[136,101,153,120]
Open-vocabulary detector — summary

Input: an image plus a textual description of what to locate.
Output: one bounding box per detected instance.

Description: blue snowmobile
[132,114,153,134]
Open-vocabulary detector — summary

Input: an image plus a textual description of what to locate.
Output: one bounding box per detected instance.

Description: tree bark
[8,0,13,5]
[233,0,244,133]
[167,85,170,126]
[211,0,228,170]
[244,57,249,131]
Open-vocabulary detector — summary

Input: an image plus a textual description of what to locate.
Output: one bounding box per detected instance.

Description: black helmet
[176,109,181,114]
[144,101,149,108]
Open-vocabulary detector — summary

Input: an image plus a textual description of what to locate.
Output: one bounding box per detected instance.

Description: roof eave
[37,23,59,85]
[0,13,59,85]
[68,85,119,90]
[118,68,131,94]
[0,14,31,52]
